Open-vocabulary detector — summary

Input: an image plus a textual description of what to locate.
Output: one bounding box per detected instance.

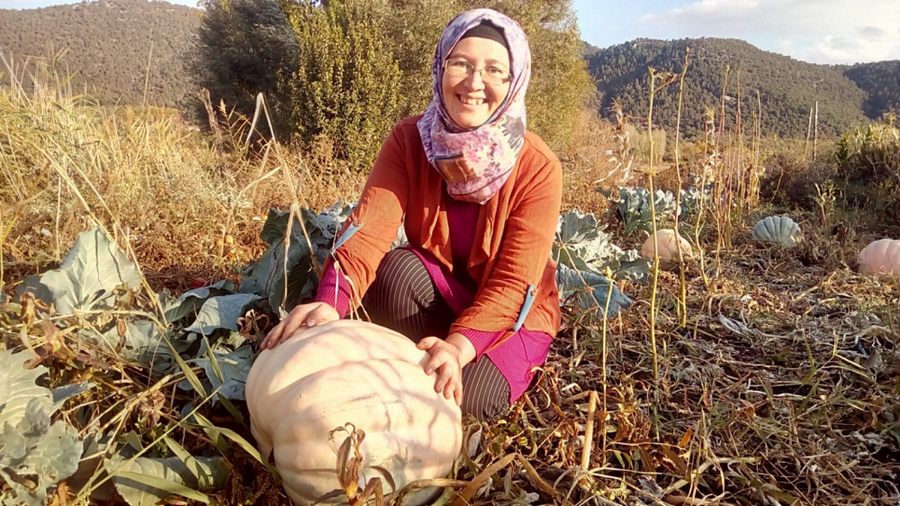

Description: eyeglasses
[443,58,512,85]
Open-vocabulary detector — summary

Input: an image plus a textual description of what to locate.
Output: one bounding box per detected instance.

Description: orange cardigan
[332,116,562,338]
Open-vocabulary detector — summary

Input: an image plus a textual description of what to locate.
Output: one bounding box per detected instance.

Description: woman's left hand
[417,336,472,406]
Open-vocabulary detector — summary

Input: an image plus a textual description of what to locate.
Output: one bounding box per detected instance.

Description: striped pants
[362,248,510,421]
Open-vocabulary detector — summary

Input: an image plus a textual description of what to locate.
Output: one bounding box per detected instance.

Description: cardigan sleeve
[313,261,352,317]
[450,151,562,354]
[325,124,409,307]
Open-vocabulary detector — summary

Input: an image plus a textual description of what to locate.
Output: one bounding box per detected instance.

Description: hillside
[587,38,873,138]
[842,60,900,119]
[0,0,200,107]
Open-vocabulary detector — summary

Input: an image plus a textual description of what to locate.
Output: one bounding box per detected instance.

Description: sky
[4,0,900,64]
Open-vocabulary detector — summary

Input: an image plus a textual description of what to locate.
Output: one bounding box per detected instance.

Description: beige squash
[858,238,900,276]
[246,320,462,505]
[640,229,693,264]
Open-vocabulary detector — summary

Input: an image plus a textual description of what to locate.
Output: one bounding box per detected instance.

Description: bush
[759,149,837,211]
[835,122,900,184]
[282,0,402,170]
[834,121,900,217]
[625,124,667,167]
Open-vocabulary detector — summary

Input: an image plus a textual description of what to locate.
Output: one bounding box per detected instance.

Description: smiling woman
[262,8,562,424]
[440,27,512,129]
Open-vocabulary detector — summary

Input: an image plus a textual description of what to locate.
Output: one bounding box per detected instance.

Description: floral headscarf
[416,8,532,204]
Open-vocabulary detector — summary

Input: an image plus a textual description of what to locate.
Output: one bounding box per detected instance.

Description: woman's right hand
[260,302,339,350]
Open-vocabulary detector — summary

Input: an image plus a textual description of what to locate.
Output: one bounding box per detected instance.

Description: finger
[424,352,450,375]
[440,370,459,400]
[305,308,323,327]
[283,316,304,334]
[310,305,339,324]
[453,381,463,406]
[262,321,284,349]
[282,313,312,337]
[443,378,457,401]
[434,365,455,394]
[417,336,439,350]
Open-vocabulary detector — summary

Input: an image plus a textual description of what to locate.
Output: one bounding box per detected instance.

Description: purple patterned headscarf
[416,9,532,204]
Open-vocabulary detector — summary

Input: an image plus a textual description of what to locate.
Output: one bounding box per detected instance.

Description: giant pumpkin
[246,320,463,505]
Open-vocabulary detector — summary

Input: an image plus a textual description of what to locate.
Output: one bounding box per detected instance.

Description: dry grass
[495,229,898,506]
[560,108,622,214]
[0,67,364,294]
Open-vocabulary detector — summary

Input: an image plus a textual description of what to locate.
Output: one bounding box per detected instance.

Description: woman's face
[441,36,511,129]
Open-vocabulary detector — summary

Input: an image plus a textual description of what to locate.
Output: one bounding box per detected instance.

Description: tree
[195,0,298,137]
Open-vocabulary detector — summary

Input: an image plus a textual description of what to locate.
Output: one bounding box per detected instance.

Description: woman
[261,8,561,421]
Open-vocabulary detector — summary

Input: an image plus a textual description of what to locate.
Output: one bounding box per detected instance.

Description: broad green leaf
[554,209,624,272]
[259,207,293,246]
[188,344,254,401]
[1,423,27,460]
[556,264,632,317]
[243,204,352,312]
[14,228,141,314]
[184,294,262,336]
[22,414,82,483]
[51,382,94,412]
[0,349,50,429]
[302,202,353,260]
[164,280,237,324]
[102,319,165,365]
[614,250,651,282]
[611,187,677,236]
[1,398,82,506]
[106,455,229,506]
[240,234,312,312]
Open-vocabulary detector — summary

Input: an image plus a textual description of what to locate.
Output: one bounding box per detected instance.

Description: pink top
[315,197,552,403]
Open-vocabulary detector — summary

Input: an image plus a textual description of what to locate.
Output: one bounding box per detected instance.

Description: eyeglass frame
[442,58,513,85]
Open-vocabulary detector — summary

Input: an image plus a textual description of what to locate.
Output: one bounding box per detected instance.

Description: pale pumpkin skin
[858,238,900,276]
[640,229,693,264]
[752,215,802,248]
[246,320,463,505]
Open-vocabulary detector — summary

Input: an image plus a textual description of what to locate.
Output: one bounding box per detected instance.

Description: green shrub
[835,121,900,184]
[835,121,900,216]
[282,0,401,170]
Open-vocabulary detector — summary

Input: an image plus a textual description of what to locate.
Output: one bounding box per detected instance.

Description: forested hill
[586,38,892,138]
[842,60,900,120]
[0,0,200,107]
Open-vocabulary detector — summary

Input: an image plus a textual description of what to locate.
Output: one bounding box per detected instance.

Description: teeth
[461,97,484,106]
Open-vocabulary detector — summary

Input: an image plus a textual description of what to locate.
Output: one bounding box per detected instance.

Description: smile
[459,96,486,106]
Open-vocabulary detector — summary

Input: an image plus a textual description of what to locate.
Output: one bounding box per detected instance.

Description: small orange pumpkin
[858,238,900,276]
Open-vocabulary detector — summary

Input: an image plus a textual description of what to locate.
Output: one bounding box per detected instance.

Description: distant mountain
[842,60,900,120]
[0,0,201,107]
[586,38,896,138]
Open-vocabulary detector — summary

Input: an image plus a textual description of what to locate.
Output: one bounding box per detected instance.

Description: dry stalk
[580,390,598,473]
[673,49,691,326]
